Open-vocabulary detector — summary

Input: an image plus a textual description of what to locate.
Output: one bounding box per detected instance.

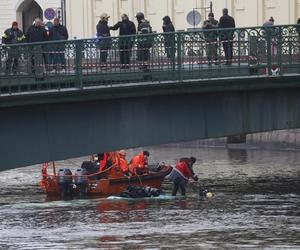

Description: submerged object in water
[120,185,161,198]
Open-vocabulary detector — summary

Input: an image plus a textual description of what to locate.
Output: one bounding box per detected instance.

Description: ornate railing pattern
[0,24,299,95]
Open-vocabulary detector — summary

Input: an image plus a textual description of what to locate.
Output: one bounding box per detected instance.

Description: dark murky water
[0,146,300,249]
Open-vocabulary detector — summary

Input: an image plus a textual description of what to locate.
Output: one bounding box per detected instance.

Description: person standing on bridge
[162,16,176,59]
[136,12,153,73]
[26,18,49,74]
[2,21,25,75]
[169,157,199,196]
[219,8,235,65]
[263,16,275,27]
[97,13,112,66]
[263,17,278,58]
[203,13,219,66]
[48,18,69,71]
[110,14,136,68]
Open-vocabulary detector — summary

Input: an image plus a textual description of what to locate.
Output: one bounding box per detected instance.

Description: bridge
[1,24,300,170]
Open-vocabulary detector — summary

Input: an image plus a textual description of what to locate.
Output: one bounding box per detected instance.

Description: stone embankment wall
[167,129,300,150]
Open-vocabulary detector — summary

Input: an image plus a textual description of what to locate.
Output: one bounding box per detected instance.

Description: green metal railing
[0,24,299,95]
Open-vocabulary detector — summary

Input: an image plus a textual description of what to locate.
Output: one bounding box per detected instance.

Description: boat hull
[41,165,172,197]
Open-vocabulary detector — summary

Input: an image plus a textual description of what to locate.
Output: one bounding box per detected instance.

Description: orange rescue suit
[112,151,129,174]
[99,152,109,172]
[118,157,129,173]
[130,152,147,173]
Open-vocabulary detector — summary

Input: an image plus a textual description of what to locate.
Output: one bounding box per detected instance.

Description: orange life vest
[130,152,147,173]
[119,157,129,173]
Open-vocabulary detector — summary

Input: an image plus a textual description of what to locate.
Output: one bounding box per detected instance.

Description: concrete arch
[15,0,43,11]
[15,0,43,32]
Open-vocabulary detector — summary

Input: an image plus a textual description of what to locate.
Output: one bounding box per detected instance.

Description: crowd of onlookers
[2,17,68,74]
[1,8,300,75]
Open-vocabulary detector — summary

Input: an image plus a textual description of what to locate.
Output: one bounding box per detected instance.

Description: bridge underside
[1,79,300,171]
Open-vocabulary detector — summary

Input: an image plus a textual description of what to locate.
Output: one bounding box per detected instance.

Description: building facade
[0,0,61,37]
[1,0,300,39]
[66,0,300,39]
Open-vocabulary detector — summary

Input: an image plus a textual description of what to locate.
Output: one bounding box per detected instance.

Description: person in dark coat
[2,21,25,74]
[297,18,300,35]
[97,13,111,64]
[26,18,48,43]
[136,12,153,72]
[48,18,69,70]
[26,18,48,73]
[219,8,235,65]
[203,13,219,65]
[110,14,136,67]
[162,16,176,59]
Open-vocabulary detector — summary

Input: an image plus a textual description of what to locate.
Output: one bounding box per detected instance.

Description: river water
[0,145,300,249]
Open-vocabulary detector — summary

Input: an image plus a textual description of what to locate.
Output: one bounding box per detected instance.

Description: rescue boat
[39,162,172,198]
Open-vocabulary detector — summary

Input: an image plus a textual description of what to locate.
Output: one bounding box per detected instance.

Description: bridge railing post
[75,40,83,89]
[266,28,273,76]
[176,32,183,82]
[277,26,283,76]
[237,29,241,69]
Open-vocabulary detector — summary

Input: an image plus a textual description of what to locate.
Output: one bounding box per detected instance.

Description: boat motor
[74,168,88,198]
[57,168,73,199]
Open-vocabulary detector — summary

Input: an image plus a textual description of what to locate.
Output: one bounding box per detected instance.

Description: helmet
[136,12,145,21]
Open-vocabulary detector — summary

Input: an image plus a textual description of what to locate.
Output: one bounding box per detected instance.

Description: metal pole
[210,1,213,13]
[193,8,196,29]
[61,0,67,26]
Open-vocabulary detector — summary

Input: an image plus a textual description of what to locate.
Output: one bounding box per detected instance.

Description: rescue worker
[48,18,69,71]
[130,151,150,175]
[169,157,199,196]
[110,14,136,67]
[117,150,129,175]
[135,12,153,72]
[162,16,176,59]
[97,13,111,65]
[26,17,48,73]
[98,152,113,172]
[2,21,25,75]
[203,13,219,65]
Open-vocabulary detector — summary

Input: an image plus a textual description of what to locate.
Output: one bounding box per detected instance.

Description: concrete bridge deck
[1,25,300,170]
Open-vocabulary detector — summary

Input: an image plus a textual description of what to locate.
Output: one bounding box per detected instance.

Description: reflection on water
[0,146,300,249]
[227,148,248,164]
